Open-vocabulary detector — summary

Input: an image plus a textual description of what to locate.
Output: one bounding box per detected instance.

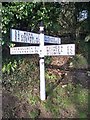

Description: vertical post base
[40,58,46,101]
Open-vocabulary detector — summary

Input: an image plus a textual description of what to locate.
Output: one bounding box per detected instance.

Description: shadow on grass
[46,73,65,99]
[45,62,89,118]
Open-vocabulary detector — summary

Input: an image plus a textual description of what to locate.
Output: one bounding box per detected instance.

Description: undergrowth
[2,55,88,118]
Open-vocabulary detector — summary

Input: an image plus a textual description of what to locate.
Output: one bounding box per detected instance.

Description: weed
[45,56,52,65]
[27,94,39,106]
[45,72,57,80]
[28,109,40,118]
[70,54,88,69]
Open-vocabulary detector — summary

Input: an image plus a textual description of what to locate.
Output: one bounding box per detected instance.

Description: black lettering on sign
[61,46,63,52]
[70,46,73,54]
[27,33,30,42]
[21,35,24,42]
[15,30,17,41]
[18,31,20,41]
[51,38,53,42]
[31,34,33,42]
[28,33,30,42]
[67,46,69,55]
[31,47,33,52]
[24,32,27,42]
[35,47,38,53]
[58,46,60,54]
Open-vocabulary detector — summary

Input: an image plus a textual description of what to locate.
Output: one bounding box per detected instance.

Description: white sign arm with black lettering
[10,44,75,56]
[10,46,39,55]
[11,29,61,44]
[11,29,39,44]
[44,44,75,56]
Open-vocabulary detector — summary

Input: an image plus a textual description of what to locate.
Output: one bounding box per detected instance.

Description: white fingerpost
[39,22,46,100]
[10,24,75,101]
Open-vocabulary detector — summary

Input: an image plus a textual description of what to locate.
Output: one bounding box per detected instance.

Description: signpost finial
[40,21,44,32]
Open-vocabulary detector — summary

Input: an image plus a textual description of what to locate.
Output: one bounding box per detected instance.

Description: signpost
[10,23,75,101]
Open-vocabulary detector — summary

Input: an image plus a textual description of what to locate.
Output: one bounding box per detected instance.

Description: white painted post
[39,22,46,100]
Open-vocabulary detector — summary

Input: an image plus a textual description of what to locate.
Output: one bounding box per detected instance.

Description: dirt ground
[2,56,89,118]
[2,89,53,118]
[2,71,88,118]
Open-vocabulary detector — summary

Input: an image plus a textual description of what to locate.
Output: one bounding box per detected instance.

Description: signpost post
[10,23,75,101]
[39,22,46,100]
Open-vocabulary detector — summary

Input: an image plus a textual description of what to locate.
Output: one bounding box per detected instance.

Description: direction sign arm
[10,46,39,55]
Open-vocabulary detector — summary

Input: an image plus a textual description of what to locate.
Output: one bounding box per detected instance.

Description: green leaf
[2,64,6,73]
[11,66,15,72]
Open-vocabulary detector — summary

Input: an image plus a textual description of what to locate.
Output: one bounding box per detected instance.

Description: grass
[2,56,88,118]
[69,54,88,69]
[27,93,39,106]
[28,109,40,118]
[42,82,88,118]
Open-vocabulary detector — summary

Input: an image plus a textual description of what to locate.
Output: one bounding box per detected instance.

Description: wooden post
[39,22,46,100]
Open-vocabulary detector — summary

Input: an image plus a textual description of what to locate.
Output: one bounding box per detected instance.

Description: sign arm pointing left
[10,46,39,55]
